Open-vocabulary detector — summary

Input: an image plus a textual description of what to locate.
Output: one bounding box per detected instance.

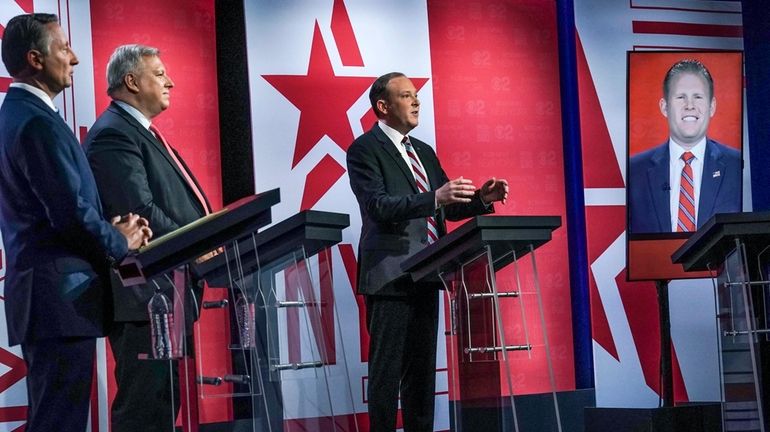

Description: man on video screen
[628,59,741,234]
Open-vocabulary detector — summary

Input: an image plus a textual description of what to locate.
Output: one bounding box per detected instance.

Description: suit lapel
[645,144,671,232]
[109,104,191,191]
[109,103,209,213]
[698,139,725,226]
[371,125,418,193]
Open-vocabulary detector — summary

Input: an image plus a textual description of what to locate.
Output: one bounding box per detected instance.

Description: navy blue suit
[0,87,128,431]
[347,123,492,431]
[628,138,741,234]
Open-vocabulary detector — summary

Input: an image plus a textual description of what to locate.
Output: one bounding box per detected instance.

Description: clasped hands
[435,176,509,206]
[112,213,153,250]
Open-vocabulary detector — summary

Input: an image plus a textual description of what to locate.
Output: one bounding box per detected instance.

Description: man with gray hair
[85,44,211,431]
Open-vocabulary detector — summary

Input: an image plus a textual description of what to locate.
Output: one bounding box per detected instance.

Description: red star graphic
[263,21,376,168]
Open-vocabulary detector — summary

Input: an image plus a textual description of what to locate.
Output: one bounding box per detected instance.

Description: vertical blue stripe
[742,1,770,210]
[556,0,594,389]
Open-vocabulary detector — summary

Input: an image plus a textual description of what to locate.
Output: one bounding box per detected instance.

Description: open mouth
[681,115,698,122]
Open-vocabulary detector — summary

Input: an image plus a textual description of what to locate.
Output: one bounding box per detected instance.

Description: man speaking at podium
[85,45,211,432]
[347,72,509,432]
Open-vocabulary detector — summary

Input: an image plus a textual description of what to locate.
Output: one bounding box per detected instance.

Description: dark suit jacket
[0,87,128,345]
[85,102,209,321]
[346,123,493,296]
[628,138,742,234]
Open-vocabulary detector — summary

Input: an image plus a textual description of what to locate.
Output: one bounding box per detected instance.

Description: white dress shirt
[114,100,152,130]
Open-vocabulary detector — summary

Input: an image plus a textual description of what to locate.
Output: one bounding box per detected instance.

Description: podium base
[449,389,595,432]
[584,404,722,432]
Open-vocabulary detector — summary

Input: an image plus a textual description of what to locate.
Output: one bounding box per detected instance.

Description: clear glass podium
[119,189,359,431]
[401,215,563,432]
[673,211,770,432]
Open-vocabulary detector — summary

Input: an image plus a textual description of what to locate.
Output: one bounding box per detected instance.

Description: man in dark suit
[628,59,741,234]
[0,14,150,432]
[347,72,509,432]
[85,44,210,432]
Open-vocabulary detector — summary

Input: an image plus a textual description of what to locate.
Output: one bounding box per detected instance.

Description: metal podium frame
[117,189,280,431]
[195,209,357,432]
[401,215,562,432]
[673,211,770,432]
[118,188,358,431]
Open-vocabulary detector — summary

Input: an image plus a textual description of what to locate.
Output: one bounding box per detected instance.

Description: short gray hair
[106,44,160,96]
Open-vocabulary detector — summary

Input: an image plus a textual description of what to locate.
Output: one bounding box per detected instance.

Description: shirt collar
[9,82,57,112]
[113,100,152,130]
[378,120,409,147]
[669,137,707,163]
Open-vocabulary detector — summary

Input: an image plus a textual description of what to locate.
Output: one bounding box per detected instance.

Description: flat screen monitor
[625,51,743,281]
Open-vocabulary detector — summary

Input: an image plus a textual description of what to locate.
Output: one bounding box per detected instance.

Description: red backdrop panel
[428,0,574,393]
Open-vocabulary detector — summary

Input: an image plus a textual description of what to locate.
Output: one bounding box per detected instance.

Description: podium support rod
[656,279,674,407]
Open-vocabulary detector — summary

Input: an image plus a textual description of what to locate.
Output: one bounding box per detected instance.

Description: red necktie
[402,137,439,244]
[150,124,210,216]
[676,151,696,232]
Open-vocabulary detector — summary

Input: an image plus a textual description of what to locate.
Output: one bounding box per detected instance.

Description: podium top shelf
[401,215,561,283]
[122,188,280,280]
[672,211,770,271]
[196,209,350,286]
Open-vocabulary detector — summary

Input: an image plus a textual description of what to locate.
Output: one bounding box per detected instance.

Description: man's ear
[709,97,717,117]
[26,50,44,71]
[659,97,668,118]
[124,73,139,94]
[376,99,388,117]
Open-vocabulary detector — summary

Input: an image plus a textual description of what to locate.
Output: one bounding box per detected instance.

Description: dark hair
[369,72,406,118]
[1,13,59,77]
[662,59,714,100]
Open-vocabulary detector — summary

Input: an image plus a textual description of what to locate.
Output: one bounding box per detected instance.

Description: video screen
[626,51,743,281]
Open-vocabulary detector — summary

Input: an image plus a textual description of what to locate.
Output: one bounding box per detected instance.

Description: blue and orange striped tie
[403,137,439,244]
[676,151,696,232]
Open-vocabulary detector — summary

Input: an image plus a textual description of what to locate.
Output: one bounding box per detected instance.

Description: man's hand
[112,213,153,250]
[480,177,509,204]
[436,176,476,206]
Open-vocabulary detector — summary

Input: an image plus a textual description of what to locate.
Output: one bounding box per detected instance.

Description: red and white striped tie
[676,151,696,232]
[402,137,439,244]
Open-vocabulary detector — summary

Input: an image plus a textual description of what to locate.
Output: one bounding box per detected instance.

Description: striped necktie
[150,124,210,216]
[402,137,439,244]
[676,151,696,232]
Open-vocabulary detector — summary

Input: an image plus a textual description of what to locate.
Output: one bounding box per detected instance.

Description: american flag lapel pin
[713,171,721,178]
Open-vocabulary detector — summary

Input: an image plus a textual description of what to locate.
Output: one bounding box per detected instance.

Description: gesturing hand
[436,176,476,206]
[480,177,509,204]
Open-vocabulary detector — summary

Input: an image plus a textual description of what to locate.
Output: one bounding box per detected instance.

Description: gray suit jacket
[85,102,209,321]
